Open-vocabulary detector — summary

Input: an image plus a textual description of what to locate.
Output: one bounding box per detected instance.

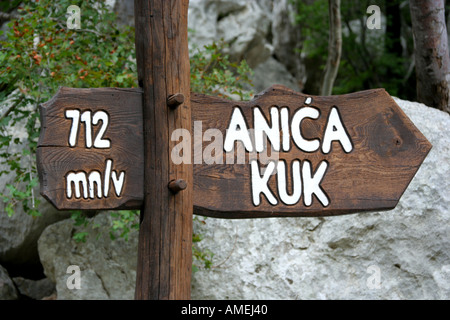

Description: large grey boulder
[0,264,18,300]
[187,0,305,91]
[12,276,55,300]
[0,188,69,267]
[271,0,305,87]
[188,0,273,67]
[251,57,300,92]
[37,212,137,300]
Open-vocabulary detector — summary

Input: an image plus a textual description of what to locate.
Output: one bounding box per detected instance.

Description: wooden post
[134,0,192,300]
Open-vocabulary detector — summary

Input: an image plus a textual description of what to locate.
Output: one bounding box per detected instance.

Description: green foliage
[190,40,253,101]
[192,217,214,272]
[69,209,139,243]
[334,0,412,98]
[293,0,329,60]
[292,0,415,99]
[0,0,22,14]
[109,210,140,241]
[2,174,40,217]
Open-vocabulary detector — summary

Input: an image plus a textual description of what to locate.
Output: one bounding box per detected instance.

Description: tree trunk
[410,0,450,113]
[321,0,342,96]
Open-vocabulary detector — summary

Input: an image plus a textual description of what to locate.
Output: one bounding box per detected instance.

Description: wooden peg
[168,179,187,193]
[167,93,185,109]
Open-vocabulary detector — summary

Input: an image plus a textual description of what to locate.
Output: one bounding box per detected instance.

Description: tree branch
[321,0,342,96]
[0,96,24,124]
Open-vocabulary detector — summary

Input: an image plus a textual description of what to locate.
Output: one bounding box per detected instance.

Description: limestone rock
[187,0,307,91]
[271,0,305,87]
[250,57,300,93]
[188,0,273,67]
[37,212,137,300]
[12,276,55,300]
[0,264,18,300]
[0,190,70,268]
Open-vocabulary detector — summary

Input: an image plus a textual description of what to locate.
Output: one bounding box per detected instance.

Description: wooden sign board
[37,87,144,210]
[37,85,432,217]
[192,85,432,218]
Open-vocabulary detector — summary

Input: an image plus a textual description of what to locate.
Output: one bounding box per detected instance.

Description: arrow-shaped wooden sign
[192,85,432,217]
[37,84,432,217]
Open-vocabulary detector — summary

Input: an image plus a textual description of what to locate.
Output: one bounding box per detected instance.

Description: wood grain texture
[134,0,192,300]
[191,84,432,218]
[37,87,144,210]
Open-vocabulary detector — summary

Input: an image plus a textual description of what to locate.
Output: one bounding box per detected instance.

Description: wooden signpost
[36,0,432,300]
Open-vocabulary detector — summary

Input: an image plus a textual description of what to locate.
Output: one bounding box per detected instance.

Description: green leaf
[6,203,14,217]
[73,232,89,243]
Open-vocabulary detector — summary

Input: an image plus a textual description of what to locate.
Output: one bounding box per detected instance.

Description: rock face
[37,213,137,300]
[0,190,70,270]
[251,57,299,93]
[36,97,449,300]
[0,264,18,300]
[188,0,305,92]
[188,0,271,66]
[12,276,55,300]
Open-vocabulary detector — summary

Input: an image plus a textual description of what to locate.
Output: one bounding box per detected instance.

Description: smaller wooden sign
[37,87,144,210]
